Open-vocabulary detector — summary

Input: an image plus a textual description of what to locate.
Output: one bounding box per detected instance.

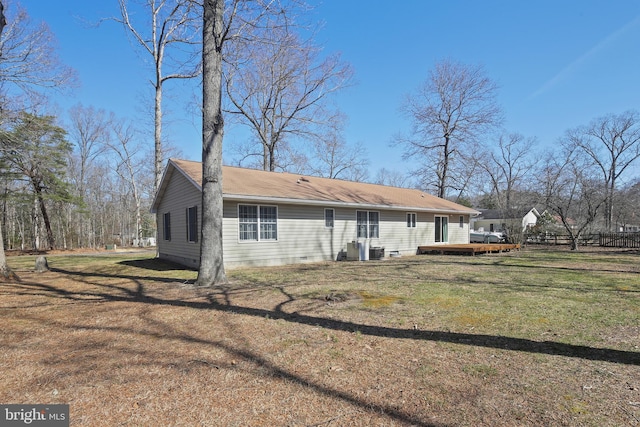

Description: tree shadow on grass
[119,258,196,272]
[21,266,640,367]
[24,310,444,426]
[7,262,640,425]
[9,279,444,426]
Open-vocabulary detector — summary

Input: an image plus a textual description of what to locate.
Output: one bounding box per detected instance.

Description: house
[151,159,480,269]
[471,208,541,234]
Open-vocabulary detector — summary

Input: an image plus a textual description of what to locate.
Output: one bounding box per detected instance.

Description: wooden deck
[417,243,521,256]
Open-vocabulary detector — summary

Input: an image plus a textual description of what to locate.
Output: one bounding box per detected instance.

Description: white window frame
[459,215,464,228]
[238,204,278,242]
[357,210,380,239]
[259,205,278,240]
[324,208,335,228]
[407,212,417,228]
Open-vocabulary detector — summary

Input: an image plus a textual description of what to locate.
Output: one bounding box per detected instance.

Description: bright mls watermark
[0,405,69,426]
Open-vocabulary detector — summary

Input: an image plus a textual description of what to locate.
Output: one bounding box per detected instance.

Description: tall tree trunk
[0,198,17,279]
[607,179,615,231]
[263,144,269,171]
[32,197,39,251]
[196,0,227,286]
[269,144,276,172]
[438,136,451,199]
[35,187,55,250]
[0,0,18,280]
[154,83,163,197]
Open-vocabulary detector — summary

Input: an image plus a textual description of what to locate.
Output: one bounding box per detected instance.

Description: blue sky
[15,0,640,177]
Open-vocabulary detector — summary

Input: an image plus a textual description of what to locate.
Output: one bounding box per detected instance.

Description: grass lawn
[1,248,639,426]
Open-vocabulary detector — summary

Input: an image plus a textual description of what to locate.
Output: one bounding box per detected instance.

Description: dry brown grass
[1,249,639,426]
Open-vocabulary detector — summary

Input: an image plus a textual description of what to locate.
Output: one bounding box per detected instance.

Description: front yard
[1,248,638,426]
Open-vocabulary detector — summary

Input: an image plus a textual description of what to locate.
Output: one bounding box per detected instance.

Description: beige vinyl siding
[419,213,469,245]
[375,211,428,254]
[223,202,355,268]
[156,171,201,268]
[156,179,471,268]
[450,214,470,243]
[221,203,470,268]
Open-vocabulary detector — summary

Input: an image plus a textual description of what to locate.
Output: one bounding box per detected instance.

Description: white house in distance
[151,159,479,269]
[471,208,541,234]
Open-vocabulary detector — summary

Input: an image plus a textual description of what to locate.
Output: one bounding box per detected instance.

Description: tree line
[395,59,640,250]
[0,0,638,282]
[0,0,163,255]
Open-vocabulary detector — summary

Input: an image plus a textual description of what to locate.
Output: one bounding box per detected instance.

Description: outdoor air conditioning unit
[346,241,359,261]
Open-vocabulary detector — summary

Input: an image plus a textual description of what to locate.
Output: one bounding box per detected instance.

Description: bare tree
[106,118,145,246]
[565,110,640,231]
[480,133,538,242]
[0,1,77,103]
[224,24,353,172]
[269,140,310,174]
[67,104,111,247]
[310,138,368,181]
[373,168,410,188]
[540,146,607,251]
[612,179,640,231]
[308,117,369,180]
[397,59,502,199]
[486,133,538,211]
[114,0,201,195]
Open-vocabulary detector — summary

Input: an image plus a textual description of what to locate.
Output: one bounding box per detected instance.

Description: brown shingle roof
[153,158,478,214]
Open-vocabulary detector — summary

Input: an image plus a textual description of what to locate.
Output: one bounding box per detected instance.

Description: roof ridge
[162,158,479,215]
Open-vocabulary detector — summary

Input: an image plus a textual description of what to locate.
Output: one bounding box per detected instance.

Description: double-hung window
[260,206,278,240]
[239,205,258,241]
[357,210,379,238]
[238,204,278,241]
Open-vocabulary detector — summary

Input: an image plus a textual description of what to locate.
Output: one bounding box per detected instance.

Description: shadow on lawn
[10,262,640,426]
[13,274,445,427]
[119,258,196,272]
[31,266,640,367]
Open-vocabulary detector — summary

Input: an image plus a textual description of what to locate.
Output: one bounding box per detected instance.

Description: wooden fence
[525,233,597,246]
[599,232,640,248]
[526,232,640,248]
